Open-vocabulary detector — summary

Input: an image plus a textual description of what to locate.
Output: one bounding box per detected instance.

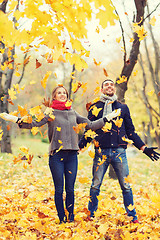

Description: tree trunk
[109,0,146,179]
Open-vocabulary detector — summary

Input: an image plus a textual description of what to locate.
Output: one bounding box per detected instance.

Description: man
[79,79,160,223]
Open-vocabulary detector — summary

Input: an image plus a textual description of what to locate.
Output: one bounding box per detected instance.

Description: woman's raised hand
[0,112,18,123]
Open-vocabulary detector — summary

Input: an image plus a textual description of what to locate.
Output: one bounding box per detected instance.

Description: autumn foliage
[0,138,160,239]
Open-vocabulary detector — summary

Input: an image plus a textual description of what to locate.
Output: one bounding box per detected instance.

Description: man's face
[101,81,115,96]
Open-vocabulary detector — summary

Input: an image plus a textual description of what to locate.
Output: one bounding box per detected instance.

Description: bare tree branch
[144,2,160,21]
[17,53,29,84]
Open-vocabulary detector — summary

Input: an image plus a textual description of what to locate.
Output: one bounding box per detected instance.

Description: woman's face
[55,87,68,102]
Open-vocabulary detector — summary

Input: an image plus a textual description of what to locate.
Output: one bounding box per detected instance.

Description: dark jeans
[88,148,137,221]
[49,150,78,222]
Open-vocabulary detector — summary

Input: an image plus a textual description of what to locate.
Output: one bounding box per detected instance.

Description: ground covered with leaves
[0,137,160,240]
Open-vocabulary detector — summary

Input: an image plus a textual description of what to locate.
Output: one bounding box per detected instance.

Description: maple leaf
[92,106,102,117]
[102,122,112,132]
[7,98,14,105]
[8,88,17,100]
[113,118,123,128]
[85,129,97,139]
[124,175,132,183]
[94,86,100,95]
[98,154,107,166]
[149,16,156,26]
[133,23,147,41]
[117,75,127,84]
[73,123,87,134]
[122,136,133,144]
[93,140,99,148]
[18,105,28,117]
[103,68,108,77]
[72,81,82,93]
[41,71,52,89]
[29,105,42,116]
[96,5,118,29]
[31,127,39,135]
[133,70,138,76]
[93,58,101,66]
[147,90,154,96]
[65,100,72,107]
[88,150,95,158]
[116,37,121,43]
[86,102,92,112]
[36,59,42,69]
[81,82,88,96]
[127,204,135,211]
[56,127,61,132]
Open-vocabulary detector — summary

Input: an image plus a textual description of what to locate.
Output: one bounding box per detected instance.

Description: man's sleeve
[124,105,145,149]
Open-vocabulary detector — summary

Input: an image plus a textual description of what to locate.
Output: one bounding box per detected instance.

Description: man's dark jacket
[79,100,145,150]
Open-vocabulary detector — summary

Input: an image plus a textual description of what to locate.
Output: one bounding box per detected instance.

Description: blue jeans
[49,150,78,222]
[88,148,137,221]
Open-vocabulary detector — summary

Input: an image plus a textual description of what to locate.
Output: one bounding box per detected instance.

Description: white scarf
[100,93,117,117]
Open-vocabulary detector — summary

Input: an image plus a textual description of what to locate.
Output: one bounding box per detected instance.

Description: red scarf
[51,100,71,110]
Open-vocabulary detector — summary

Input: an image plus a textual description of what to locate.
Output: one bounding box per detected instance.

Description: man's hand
[105,108,121,121]
[143,147,160,161]
[0,113,18,123]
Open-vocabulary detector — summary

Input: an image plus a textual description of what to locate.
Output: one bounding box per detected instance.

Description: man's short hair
[101,79,115,88]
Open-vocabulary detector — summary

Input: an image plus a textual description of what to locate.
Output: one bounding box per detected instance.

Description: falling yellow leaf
[15,72,21,77]
[65,100,72,107]
[133,23,147,41]
[102,122,112,132]
[149,16,156,26]
[92,106,102,117]
[56,127,61,132]
[94,86,100,95]
[93,58,101,66]
[56,145,63,153]
[8,88,17,100]
[41,71,52,89]
[127,204,135,211]
[31,127,39,135]
[122,136,133,144]
[113,118,123,128]
[73,123,87,134]
[117,75,127,84]
[29,80,36,85]
[124,175,132,183]
[72,81,82,93]
[29,105,42,116]
[130,37,134,42]
[147,90,154,96]
[116,37,121,43]
[88,150,95,158]
[85,129,97,139]
[133,70,138,76]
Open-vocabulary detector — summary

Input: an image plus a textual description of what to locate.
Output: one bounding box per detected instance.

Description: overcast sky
[84,0,160,66]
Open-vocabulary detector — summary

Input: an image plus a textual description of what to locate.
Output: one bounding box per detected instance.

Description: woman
[0,85,120,223]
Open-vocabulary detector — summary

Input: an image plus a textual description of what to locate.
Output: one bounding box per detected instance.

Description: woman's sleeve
[18,116,49,129]
[75,111,105,131]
